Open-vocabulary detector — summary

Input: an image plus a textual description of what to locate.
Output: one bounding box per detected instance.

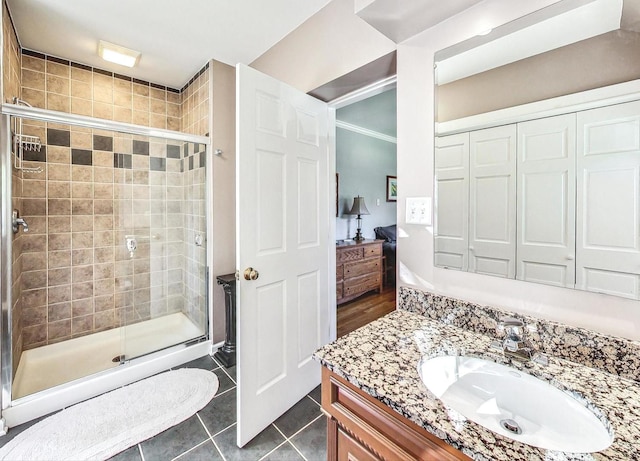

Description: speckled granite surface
[314,310,640,460]
[398,286,640,382]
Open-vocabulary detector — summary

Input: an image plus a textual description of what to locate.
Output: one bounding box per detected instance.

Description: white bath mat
[0,368,219,460]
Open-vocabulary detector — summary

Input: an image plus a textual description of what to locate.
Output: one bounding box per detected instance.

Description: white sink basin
[418,355,613,453]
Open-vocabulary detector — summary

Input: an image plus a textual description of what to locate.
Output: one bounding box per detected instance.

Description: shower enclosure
[0,103,211,426]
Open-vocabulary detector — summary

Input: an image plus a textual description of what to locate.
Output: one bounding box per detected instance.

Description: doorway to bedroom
[334,84,397,337]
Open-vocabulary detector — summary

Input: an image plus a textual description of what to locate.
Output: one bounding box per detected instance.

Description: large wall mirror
[433,0,640,300]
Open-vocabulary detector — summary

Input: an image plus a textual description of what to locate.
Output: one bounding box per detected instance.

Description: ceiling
[435,0,624,84]
[356,0,486,43]
[6,0,331,89]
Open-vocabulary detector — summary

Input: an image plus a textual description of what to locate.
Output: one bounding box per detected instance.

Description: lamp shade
[348,196,370,215]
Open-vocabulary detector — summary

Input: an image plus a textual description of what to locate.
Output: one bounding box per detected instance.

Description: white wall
[397,0,640,341]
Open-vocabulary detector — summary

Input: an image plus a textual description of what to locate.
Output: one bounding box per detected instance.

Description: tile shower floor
[0,355,327,461]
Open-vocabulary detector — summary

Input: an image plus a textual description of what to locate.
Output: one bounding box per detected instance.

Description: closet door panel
[435,133,469,271]
[577,100,640,299]
[469,125,516,278]
[517,114,576,287]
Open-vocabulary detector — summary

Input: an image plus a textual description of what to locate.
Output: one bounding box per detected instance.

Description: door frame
[327,75,397,339]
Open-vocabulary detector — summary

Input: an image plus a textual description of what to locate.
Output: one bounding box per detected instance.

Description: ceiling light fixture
[98,40,140,68]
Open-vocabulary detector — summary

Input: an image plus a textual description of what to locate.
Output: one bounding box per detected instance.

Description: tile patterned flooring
[1,355,327,461]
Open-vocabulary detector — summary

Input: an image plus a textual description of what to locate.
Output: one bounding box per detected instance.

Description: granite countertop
[314,309,640,461]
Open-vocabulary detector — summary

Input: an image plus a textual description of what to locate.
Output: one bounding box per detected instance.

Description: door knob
[244,267,259,281]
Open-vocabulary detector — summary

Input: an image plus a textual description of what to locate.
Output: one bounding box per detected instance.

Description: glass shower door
[117,134,208,362]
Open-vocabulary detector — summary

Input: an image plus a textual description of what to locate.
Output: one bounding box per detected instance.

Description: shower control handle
[243,267,259,281]
[12,210,29,233]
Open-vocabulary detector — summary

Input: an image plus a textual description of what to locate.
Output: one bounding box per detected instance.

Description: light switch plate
[406,197,432,225]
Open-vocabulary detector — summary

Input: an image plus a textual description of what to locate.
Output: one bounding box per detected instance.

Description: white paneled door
[517,114,576,288]
[435,133,470,271]
[235,64,331,447]
[469,125,517,278]
[577,100,640,299]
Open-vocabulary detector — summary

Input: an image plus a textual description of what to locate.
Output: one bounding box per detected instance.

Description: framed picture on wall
[386,175,397,202]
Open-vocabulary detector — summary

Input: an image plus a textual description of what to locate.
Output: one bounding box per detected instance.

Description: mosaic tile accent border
[398,286,640,382]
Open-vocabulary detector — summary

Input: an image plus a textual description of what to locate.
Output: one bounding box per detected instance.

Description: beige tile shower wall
[18,124,119,348]
[2,1,21,103]
[20,51,181,130]
[180,64,210,332]
[17,124,186,349]
[14,50,213,350]
[181,64,210,136]
[183,143,207,330]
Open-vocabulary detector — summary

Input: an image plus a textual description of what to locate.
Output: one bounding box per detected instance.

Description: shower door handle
[243,267,259,281]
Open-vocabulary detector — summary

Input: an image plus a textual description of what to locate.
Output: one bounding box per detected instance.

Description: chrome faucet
[12,210,29,234]
[492,316,547,364]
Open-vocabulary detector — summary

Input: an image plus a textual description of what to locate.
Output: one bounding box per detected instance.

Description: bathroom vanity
[321,367,468,460]
[314,287,640,460]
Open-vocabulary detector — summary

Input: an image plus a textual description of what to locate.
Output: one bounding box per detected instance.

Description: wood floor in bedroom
[337,285,396,338]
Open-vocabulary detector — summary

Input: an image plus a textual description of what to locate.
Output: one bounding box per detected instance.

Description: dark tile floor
[1,355,327,461]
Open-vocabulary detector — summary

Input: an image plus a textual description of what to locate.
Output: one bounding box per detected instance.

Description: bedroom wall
[335,128,396,241]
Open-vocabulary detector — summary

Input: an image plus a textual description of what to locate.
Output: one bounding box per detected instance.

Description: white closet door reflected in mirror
[517,114,576,288]
[435,99,640,300]
[469,125,516,278]
[576,100,640,299]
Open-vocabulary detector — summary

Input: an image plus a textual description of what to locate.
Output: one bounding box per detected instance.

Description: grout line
[210,421,236,439]
[212,385,236,399]
[286,415,324,461]
[287,441,309,461]
[193,402,231,461]
[209,436,228,461]
[269,421,313,461]
[196,412,214,439]
[257,440,296,461]
[271,423,288,440]
[306,393,321,407]
[287,414,323,441]
[170,438,210,461]
[219,365,236,385]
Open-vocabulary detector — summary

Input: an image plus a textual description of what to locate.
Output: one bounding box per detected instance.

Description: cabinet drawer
[336,264,344,280]
[337,282,343,299]
[364,244,381,258]
[338,248,364,263]
[344,273,380,297]
[344,258,380,278]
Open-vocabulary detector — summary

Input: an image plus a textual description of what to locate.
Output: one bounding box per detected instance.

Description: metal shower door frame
[0,104,212,424]
[0,114,13,430]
